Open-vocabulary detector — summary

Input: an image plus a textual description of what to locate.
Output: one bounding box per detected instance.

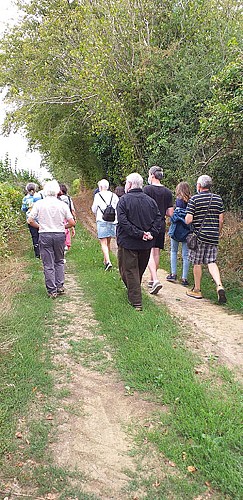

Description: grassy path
[0,224,242,499]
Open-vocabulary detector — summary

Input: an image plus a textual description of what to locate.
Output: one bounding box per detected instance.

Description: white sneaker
[150,281,162,295]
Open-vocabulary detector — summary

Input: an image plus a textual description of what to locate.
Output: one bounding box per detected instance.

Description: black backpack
[98,193,116,222]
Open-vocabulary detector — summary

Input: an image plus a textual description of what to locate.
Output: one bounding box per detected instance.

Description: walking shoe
[148,281,153,288]
[186,287,202,299]
[104,262,112,271]
[181,279,189,287]
[48,292,57,299]
[150,280,163,295]
[217,286,227,304]
[133,305,143,311]
[57,287,65,295]
[166,273,177,283]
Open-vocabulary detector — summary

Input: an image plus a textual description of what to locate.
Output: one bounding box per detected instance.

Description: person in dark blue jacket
[117,173,162,310]
[167,182,191,286]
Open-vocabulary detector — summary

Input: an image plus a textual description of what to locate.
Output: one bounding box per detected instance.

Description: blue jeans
[170,238,190,279]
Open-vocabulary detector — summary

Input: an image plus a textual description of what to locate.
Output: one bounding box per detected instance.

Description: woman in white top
[92,179,119,271]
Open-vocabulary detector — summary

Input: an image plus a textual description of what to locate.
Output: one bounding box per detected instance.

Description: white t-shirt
[92,190,119,223]
[29,196,73,232]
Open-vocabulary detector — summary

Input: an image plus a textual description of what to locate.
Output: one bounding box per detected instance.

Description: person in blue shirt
[167,182,191,286]
[21,182,42,257]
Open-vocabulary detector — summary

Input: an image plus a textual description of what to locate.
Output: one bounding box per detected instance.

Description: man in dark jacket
[116,172,162,310]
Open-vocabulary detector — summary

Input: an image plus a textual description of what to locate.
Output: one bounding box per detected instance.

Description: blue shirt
[21,193,42,220]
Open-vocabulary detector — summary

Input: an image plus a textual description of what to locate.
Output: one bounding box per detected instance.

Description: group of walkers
[22,168,226,309]
[92,168,226,310]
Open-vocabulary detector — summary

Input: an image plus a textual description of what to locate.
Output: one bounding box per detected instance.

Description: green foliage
[0,183,22,254]
[0,0,242,206]
[197,56,243,209]
[0,156,40,254]
[71,178,81,195]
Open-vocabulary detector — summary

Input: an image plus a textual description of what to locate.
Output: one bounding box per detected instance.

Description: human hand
[146,231,153,240]
[142,231,153,240]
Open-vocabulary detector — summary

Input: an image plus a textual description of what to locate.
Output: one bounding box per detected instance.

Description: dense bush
[0,183,23,254]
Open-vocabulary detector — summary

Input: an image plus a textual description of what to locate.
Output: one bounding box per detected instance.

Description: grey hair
[43,180,60,197]
[149,165,163,180]
[197,175,212,189]
[26,182,36,192]
[126,172,143,189]
[98,179,109,190]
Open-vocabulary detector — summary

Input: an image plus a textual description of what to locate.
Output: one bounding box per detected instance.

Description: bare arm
[65,218,76,229]
[185,213,193,225]
[27,217,39,229]
[166,206,174,217]
[219,213,224,234]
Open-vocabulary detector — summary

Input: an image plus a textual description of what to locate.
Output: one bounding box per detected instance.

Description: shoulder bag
[186,194,213,250]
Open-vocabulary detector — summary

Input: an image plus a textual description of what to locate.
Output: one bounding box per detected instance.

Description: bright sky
[0,1,51,181]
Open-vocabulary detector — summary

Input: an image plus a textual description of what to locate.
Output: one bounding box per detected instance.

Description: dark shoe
[150,281,162,295]
[186,287,202,299]
[105,262,112,271]
[147,281,153,288]
[166,274,177,283]
[57,287,65,295]
[181,279,189,287]
[217,286,227,304]
[48,292,57,299]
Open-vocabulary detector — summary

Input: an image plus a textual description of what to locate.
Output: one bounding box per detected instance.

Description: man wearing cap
[144,166,174,294]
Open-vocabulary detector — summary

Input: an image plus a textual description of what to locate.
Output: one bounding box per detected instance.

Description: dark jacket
[168,208,191,242]
[116,189,162,250]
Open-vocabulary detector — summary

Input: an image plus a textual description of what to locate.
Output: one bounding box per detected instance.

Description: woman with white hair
[27,180,76,298]
[92,179,119,270]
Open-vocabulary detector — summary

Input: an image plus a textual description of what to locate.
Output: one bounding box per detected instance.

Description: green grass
[69,337,113,372]
[0,226,242,499]
[0,256,54,459]
[160,241,243,314]
[0,248,96,499]
[68,225,243,499]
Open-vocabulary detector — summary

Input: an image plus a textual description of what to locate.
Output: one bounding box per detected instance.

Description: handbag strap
[195,194,213,236]
[99,192,113,206]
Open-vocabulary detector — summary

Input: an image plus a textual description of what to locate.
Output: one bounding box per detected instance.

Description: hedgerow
[0,183,23,255]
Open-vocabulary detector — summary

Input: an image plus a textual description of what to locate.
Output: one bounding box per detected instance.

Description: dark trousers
[39,232,65,294]
[118,246,151,307]
[28,224,40,257]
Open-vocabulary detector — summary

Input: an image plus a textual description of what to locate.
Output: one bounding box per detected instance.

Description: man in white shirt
[27,180,76,298]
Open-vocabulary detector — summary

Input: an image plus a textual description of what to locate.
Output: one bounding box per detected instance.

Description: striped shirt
[186,191,224,245]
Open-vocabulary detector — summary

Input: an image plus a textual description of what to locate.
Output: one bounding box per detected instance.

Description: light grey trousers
[39,232,65,294]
